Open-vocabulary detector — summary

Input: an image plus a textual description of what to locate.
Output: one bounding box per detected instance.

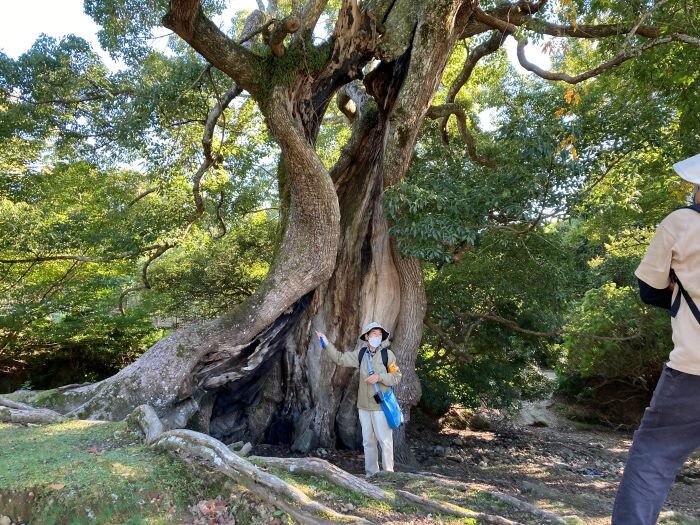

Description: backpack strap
[667,206,700,324]
[357,346,390,370]
[670,271,700,324]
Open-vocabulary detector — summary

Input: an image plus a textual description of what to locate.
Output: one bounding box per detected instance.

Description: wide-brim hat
[673,153,700,184]
[360,321,390,341]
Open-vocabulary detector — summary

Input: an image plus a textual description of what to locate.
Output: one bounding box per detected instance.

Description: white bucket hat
[673,153,700,184]
[360,321,390,341]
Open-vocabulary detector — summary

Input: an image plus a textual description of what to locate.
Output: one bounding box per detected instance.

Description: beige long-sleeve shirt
[324,340,402,411]
[636,208,700,375]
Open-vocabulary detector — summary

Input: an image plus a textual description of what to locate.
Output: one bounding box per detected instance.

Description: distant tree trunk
[28,0,473,460]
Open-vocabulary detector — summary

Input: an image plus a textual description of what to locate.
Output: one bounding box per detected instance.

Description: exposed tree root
[395,489,522,525]
[482,490,567,524]
[409,471,567,523]
[127,404,526,524]
[127,404,165,444]
[250,456,388,500]
[153,429,372,525]
[0,396,66,424]
[248,457,522,523]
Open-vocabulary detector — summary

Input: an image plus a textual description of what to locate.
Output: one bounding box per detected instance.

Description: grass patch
[0,421,228,524]
[659,516,700,525]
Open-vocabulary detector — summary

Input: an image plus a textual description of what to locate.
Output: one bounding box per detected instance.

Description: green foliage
[0,34,277,392]
[141,212,277,320]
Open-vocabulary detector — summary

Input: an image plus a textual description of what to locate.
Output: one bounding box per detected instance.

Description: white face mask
[368,335,382,348]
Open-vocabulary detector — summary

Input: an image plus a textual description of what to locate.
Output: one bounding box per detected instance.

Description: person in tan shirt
[316,322,402,476]
[612,153,700,524]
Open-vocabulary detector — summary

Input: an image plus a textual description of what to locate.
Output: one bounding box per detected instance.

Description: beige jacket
[636,208,700,375]
[325,340,402,411]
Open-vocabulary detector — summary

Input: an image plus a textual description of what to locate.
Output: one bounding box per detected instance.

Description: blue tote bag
[364,350,403,429]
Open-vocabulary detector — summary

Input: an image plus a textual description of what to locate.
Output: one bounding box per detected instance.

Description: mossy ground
[9,417,692,524]
[1,421,484,525]
[0,420,248,524]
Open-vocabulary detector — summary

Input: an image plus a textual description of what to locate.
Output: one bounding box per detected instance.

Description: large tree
[5,0,700,459]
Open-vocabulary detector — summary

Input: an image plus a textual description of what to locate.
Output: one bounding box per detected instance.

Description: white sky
[0,0,258,63]
[1,0,550,68]
[1,0,105,59]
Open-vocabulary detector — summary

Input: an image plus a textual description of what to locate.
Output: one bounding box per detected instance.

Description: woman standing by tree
[317,322,402,477]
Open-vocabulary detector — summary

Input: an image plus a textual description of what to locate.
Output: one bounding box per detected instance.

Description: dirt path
[407,413,700,523]
[255,409,700,524]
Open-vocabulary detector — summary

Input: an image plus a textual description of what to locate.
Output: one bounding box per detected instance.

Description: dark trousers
[612,365,700,524]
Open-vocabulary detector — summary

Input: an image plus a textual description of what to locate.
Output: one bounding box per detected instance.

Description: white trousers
[358,409,394,475]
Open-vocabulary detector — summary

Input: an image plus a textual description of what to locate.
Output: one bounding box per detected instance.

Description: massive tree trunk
[24,0,473,459]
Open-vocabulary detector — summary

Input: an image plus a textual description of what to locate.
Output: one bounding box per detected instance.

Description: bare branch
[118,243,174,314]
[452,308,642,342]
[38,261,79,303]
[445,30,506,105]
[174,64,211,108]
[119,285,147,315]
[426,104,497,168]
[625,0,670,45]
[0,245,168,265]
[515,34,679,84]
[267,0,278,15]
[213,191,227,239]
[128,188,158,207]
[674,32,700,46]
[239,10,273,48]
[202,84,243,161]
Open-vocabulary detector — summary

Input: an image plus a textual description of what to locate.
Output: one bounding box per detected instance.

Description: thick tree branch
[453,308,642,341]
[472,3,661,39]
[298,0,329,35]
[517,19,661,39]
[336,80,374,123]
[163,1,264,96]
[213,191,227,239]
[426,104,497,167]
[268,16,302,57]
